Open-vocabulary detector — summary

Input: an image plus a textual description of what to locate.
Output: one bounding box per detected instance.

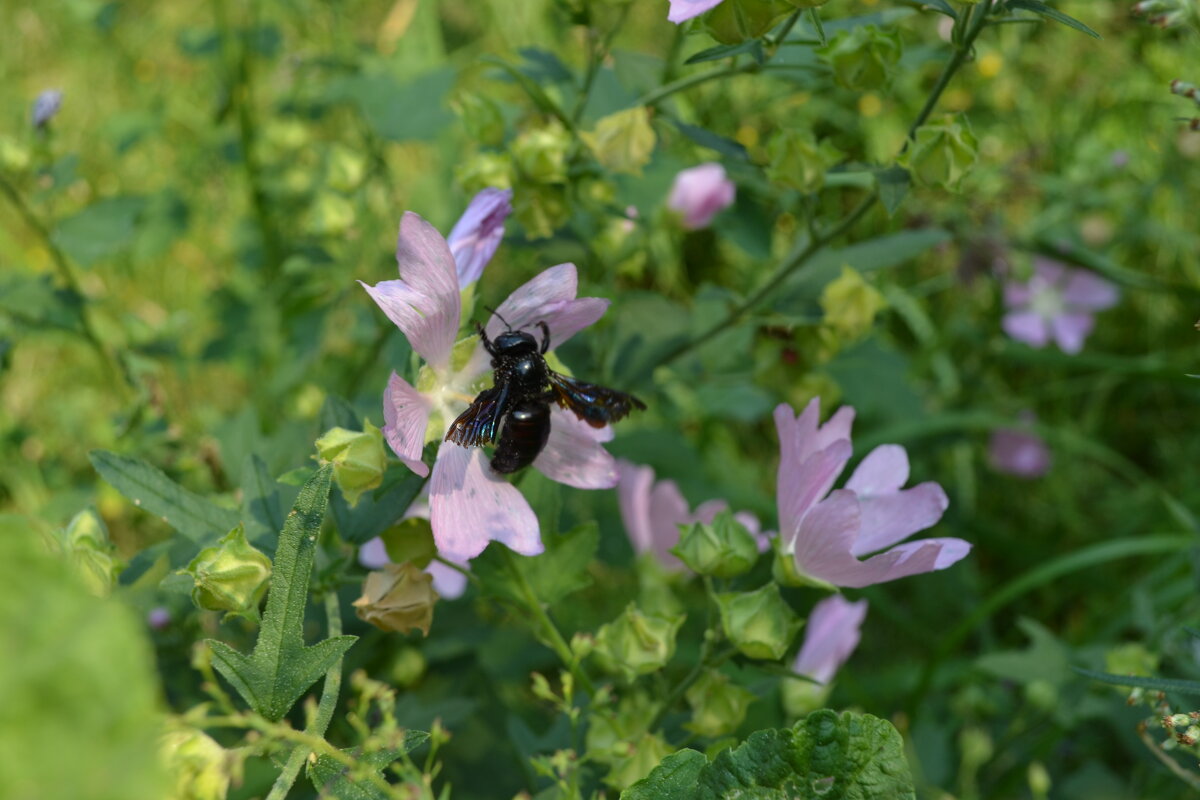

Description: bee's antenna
[483,304,514,330]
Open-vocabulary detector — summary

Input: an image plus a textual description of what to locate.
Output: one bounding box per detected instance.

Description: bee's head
[493,329,539,355]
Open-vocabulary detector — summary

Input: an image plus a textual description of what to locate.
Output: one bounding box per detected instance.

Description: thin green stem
[647,644,738,732]
[635,62,758,108]
[500,546,597,696]
[265,592,348,800]
[433,555,482,587]
[906,0,993,142]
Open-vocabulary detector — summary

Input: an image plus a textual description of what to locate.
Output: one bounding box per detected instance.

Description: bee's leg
[476,321,499,358]
[537,321,552,354]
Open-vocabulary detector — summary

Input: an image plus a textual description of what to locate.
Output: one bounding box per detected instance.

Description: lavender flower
[359,501,468,599]
[667,163,736,230]
[988,418,1051,478]
[775,399,970,589]
[32,89,63,129]
[793,595,868,685]
[667,0,726,23]
[447,188,512,287]
[361,202,615,562]
[1002,257,1119,354]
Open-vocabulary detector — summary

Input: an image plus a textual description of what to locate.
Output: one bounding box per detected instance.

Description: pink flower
[359,499,469,599]
[988,420,1051,478]
[360,209,615,562]
[775,399,971,589]
[447,188,512,287]
[667,0,726,23]
[1002,257,1119,354]
[617,461,727,569]
[667,163,736,230]
[793,595,868,685]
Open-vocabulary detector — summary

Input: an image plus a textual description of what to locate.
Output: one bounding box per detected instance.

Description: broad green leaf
[306,734,430,799]
[874,166,910,217]
[1072,668,1200,698]
[207,466,357,721]
[90,450,240,546]
[0,273,83,332]
[0,523,168,798]
[1005,0,1100,38]
[473,523,600,607]
[622,711,915,799]
[52,195,147,266]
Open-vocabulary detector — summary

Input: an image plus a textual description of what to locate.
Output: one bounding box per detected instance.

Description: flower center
[1028,281,1065,320]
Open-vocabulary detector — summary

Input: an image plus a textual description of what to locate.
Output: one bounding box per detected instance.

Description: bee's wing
[547,371,646,429]
[445,385,510,447]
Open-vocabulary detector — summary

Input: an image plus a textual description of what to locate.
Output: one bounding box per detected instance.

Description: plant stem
[635,62,759,108]
[500,546,597,696]
[1138,722,1200,791]
[265,592,348,800]
[906,0,993,143]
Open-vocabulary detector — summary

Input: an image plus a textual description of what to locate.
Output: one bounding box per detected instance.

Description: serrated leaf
[1073,668,1200,698]
[622,710,915,799]
[90,450,240,546]
[306,734,431,799]
[472,523,600,607]
[207,465,357,721]
[685,39,765,65]
[1005,0,1100,38]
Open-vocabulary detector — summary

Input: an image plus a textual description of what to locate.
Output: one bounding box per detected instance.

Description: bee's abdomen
[491,401,551,474]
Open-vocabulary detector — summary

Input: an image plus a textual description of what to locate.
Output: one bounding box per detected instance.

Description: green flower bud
[959,726,994,771]
[671,510,758,578]
[304,191,356,236]
[603,733,673,790]
[765,129,843,193]
[781,675,831,718]
[715,583,801,661]
[455,151,514,195]
[514,183,570,240]
[0,135,31,172]
[1105,641,1160,680]
[814,265,887,361]
[899,115,979,192]
[452,92,506,148]
[582,107,656,176]
[594,602,684,682]
[817,26,902,91]
[316,420,387,507]
[56,508,122,597]
[706,0,795,45]
[513,120,571,184]
[325,143,366,193]
[389,646,427,687]
[585,690,661,764]
[353,562,439,635]
[160,722,232,800]
[1028,761,1051,800]
[379,517,437,569]
[685,669,756,737]
[185,525,272,616]
[1024,679,1058,713]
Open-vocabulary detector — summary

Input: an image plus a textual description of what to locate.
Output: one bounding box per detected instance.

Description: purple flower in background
[447,188,513,287]
[147,607,171,630]
[667,0,725,23]
[617,461,727,569]
[775,399,970,589]
[667,163,736,230]
[793,595,868,685]
[989,418,1051,478]
[1002,257,1119,354]
[360,208,614,562]
[32,89,63,129]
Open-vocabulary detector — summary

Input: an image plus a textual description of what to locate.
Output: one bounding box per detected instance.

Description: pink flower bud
[666,163,736,230]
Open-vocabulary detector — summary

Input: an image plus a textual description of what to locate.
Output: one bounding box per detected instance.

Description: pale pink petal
[359,536,391,569]
[667,0,725,23]
[428,560,469,599]
[1003,281,1033,309]
[849,482,950,557]
[448,188,513,287]
[1031,256,1067,286]
[793,596,869,685]
[382,372,431,477]
[792,490,862,583]
[845,445,909,496]
[734,511,772,552]
[691,499,728,525]
[488,264,609,350]
[1062,270,1118,311]
[667,163,736,230]
[777,441,853,542]
[989,428,1051,478]
[360,213,461,369]
[1002,310,1050,348]
[815,537,972,589]
[648,480,693,568]
[430,442,542,561]
[774,401,855,471]
[533,407,617,489]
[617,461,657,557]
[1050,312,1094,354]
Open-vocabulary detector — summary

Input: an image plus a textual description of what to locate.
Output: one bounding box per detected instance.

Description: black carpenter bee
[445,313,645,474]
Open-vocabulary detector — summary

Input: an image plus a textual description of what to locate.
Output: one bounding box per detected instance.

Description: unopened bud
[513,120,571,184]
[453,92,506,148]
[160,721,232,800]
[715,583,801,660]
[57,508,122,597]
[685,669,756,737]
[184,525,271,616]
[705,0,795,45]
[316,421,387,507]
[582,107,656,176]
[671,510,759,578]
[900,115,979,192]
[353,562,438,635]
[594,603,684,682]
[1028,761,1051,799]
[817,26,902,91]
[766,129,843,193]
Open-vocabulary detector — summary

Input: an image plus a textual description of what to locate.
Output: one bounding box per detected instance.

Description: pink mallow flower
[359,500,468,600]
[448,188,512,287]
[988,419,1051,479]
[1002,257,1118,354]
[793,595,868,685]
[667,0,726,23]
[618,460,768,570]
[667,163,736,230]
[775,399,971,589]
[360,211,615,562]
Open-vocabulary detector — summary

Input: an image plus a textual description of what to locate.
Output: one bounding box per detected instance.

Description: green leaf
[0,273,83,332]
[52,195,147,266]
[1072,668,1200,698]
[473,523,600,607]
[330,464,426,544]
[306,733,430,799]
[915,0,956,19]
[1005,0,1100,38]
[623,711,915,799]
[670,118,749,161]
[207,465,357,721]
[89,450,241,546]
[873,166,910,217]
[331,69,456,141]
[241,454,285,542]
[685,40,765,65]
